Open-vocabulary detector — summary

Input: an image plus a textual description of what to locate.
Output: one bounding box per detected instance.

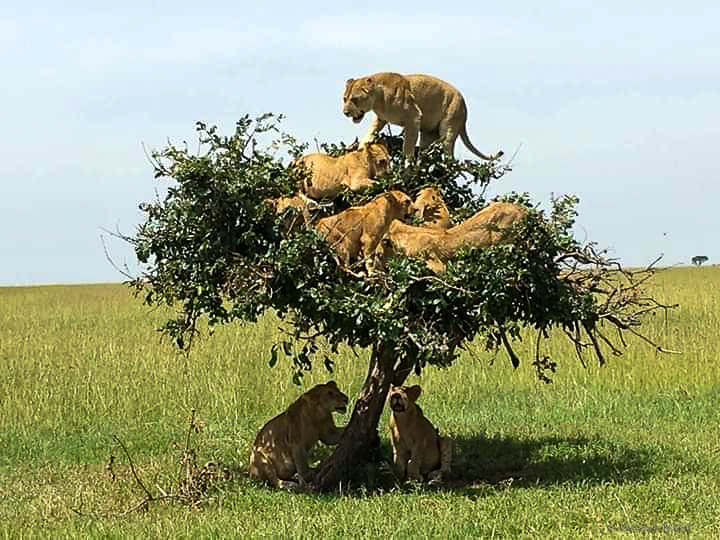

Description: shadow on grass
[334,433,665,496]
[436,433,660,496]
[245,433,665,497]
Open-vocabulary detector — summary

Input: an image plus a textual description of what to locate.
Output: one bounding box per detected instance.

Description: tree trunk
[314,342,408,492]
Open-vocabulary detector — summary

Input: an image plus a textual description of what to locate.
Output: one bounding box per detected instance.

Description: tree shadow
[435,433,660,496]
[330,432,665,496]
[245,432,664,497]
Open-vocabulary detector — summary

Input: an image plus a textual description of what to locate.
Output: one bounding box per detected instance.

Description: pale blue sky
[1,1,718,285]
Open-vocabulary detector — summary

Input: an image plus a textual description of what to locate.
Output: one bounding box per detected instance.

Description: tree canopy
[128,114,675,490]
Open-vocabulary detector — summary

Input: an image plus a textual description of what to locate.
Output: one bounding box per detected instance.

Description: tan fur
[450,201,527,238]
[265,194,317,214]
[294,143,390,200]
[315,190,414,275]
[388,385,452,483]
[414,187,452,229]
[265,194,319,230]
[375,202,526,273]
[343,72,502,160]
[248,381,349,490]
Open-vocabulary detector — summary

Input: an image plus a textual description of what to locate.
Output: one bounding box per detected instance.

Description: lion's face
[414,187,444,220]
[387,190,414,220]
[343,78,374,124]
[388,385,422,413]
[365,143,391,175]
[307,381,349,414]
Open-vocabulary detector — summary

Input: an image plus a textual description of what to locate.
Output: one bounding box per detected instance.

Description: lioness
[388,384,452,483]
[413,186,452,229]
[248,381,349,490]
[315,190,414,275]
[375,201,526,273]
[265,193,319,230]
[343,72,503,160]
[294,143,390,200]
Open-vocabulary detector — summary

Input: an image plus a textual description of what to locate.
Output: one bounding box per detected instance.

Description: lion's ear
[345,78,355,86]
[406,385,422,402]
[362,77,373,94]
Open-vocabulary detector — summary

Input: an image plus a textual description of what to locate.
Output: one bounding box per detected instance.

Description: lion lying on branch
[315,190,414,275]
[374,201,526,273]
[294,143,390,200]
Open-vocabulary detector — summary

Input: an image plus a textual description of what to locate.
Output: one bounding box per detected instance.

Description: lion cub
[248,381,349,490]
[413,186,452,229]
[315,190,414,275]
[294,143,390,200]
[387,384,452,483]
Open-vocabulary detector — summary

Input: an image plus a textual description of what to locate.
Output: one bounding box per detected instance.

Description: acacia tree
[129,114,673,491]
[692,255,709,266]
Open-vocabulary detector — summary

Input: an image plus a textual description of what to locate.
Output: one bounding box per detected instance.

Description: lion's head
[305,380,349,414]
[343,77,375,124]
[364,142,391,175]
[414,187,445,221]
[385,190,415,221]
[388,384,422,413]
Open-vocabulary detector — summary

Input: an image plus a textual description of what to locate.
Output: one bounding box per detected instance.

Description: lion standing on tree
[342,72,503,160]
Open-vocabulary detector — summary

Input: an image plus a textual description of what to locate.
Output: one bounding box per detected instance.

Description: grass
[1,267,719,538]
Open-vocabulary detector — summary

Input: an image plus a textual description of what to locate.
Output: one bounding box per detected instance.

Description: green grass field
[1,267,719,538]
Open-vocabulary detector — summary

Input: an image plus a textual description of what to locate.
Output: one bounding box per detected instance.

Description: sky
[1,1,719,285]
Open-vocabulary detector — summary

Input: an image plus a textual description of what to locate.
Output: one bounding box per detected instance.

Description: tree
[129,114,674,491]
[692,255,709,266]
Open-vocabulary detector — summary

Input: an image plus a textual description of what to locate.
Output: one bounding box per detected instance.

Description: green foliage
[129,114,635,381]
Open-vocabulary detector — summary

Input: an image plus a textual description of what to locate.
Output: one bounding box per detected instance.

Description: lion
[375,221,449,273]
[374,201,526,273]
[248,380,349,490]
[294,143,391,200]
[315,190,414,275]
[387,384,452,483]
[265,193,319,230]
[413,186,452,229]
[449,200,527,238]
[342,72,503,160]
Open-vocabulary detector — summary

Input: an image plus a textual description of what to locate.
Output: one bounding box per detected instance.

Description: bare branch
[184,409,196,452]
[100,231,136,280]
[582,320,606,366]
[113,435,154,501]
[621,325,682,355]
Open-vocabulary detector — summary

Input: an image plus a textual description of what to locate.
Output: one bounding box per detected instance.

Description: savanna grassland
[1,267,719,538]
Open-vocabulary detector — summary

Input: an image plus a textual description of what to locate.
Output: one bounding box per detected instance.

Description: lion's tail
[459,125,503,161]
